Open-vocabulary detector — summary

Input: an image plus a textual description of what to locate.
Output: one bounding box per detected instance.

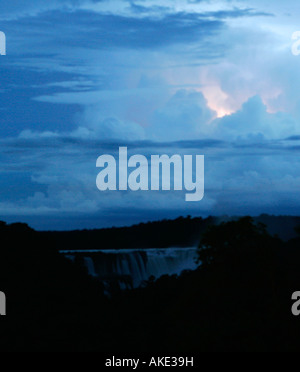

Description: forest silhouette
[0,216,300,351]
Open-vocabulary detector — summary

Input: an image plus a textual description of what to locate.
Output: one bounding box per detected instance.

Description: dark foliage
[39,216,215,250]
[39,215,300,252]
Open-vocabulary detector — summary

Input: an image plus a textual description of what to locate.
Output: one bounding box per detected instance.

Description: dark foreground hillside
[0,217,300,351]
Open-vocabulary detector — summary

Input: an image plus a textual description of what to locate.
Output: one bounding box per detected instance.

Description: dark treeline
[40,216,215,250]
[39,214,300,251]
[1,217,300,351]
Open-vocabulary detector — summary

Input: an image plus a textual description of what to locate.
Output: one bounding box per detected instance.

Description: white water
[62,247,198,289]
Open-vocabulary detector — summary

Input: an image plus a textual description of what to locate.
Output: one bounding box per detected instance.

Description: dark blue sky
[0,0,300,230]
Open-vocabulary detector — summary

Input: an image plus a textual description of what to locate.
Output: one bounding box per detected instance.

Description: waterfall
[62,247,198,290]
[83,257,97,277]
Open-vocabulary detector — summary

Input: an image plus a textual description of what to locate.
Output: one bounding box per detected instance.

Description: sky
[0,0,300,230]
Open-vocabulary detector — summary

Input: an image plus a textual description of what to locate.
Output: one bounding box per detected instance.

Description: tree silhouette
[198,217,280,270]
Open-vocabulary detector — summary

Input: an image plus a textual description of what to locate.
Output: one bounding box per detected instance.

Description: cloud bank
[0,0,299,229]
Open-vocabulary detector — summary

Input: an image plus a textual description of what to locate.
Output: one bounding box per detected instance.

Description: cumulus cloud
[149,90,216,141]
[213,96,297,141]
[73,117,146,141]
